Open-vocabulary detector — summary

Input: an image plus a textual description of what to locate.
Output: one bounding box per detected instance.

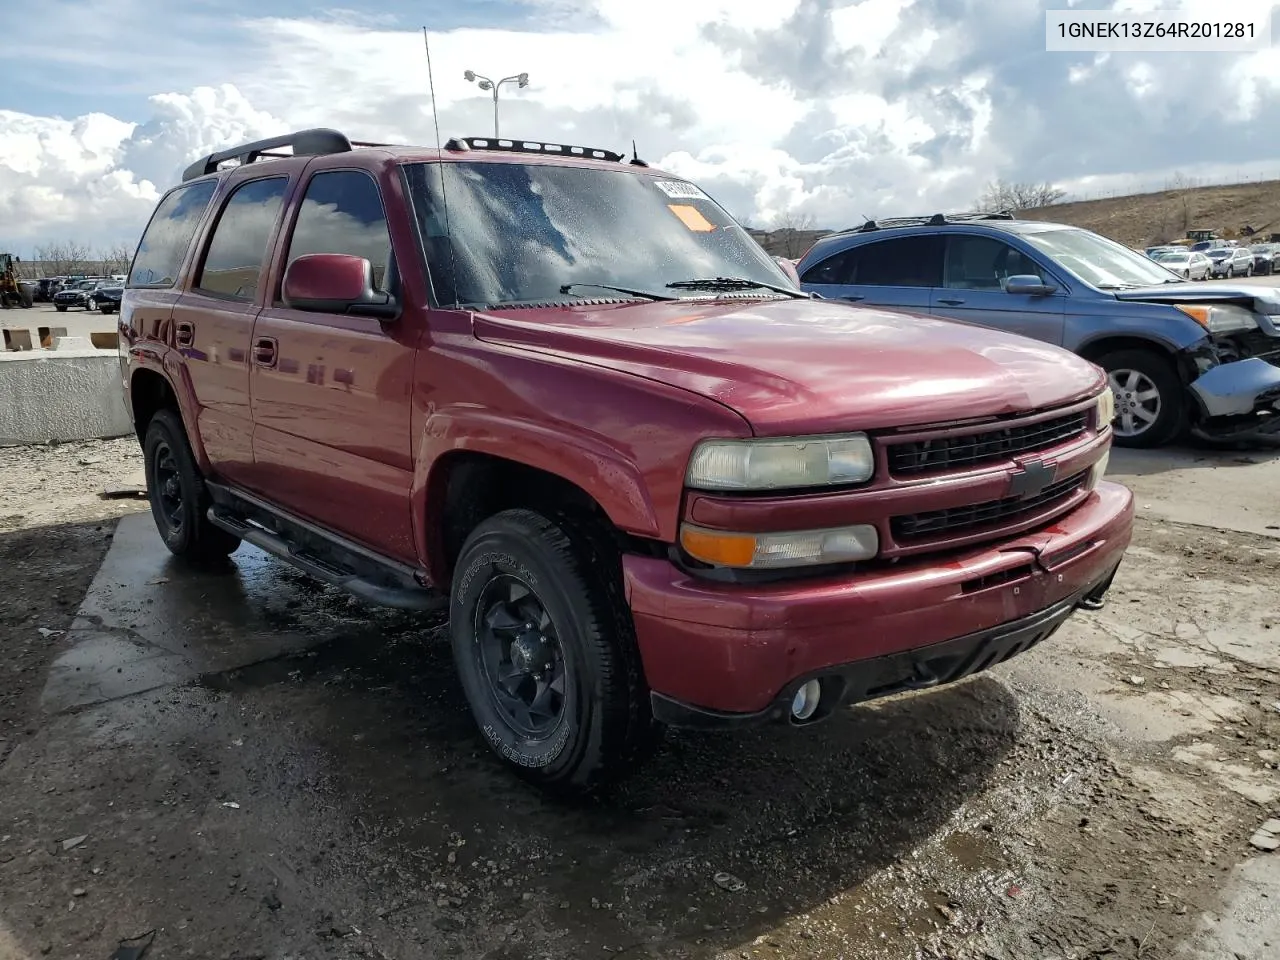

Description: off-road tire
[1096,348,1186,449]
[450,508,656,794]
[142,408,241,561]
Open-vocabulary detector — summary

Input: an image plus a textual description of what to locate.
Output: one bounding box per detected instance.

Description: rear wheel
[449,508,654,793]
[1095,348,1185,448]
[143,408,241,560]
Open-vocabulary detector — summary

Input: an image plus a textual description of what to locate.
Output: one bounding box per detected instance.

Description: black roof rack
[838,211,1017,235]
[180,128,399,182]
[444,136,626,163]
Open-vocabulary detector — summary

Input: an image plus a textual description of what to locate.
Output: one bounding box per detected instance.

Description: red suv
[118,129,1134,792]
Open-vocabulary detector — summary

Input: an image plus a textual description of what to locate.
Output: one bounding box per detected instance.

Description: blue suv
[796,214,1280,447]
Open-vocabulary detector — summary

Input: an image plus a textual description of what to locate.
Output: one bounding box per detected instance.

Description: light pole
[463,69,529,138]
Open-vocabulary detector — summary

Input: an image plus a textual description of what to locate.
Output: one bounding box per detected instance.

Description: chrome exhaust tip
[790,679,821,721]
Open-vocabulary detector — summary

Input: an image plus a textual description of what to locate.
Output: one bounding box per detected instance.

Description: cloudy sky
[3,0,1279,253]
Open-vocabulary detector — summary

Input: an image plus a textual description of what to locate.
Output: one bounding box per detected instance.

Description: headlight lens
[1096,386,1115,431]
[686,434,875,491]
[1174,303,1259,334]
[680,522,879,569]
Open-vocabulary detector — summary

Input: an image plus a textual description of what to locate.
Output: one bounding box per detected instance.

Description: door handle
[175,321,194,347]
[937,297,966,305]
[253,337,278,368]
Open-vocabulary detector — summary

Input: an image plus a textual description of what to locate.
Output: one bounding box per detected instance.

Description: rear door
[929,233,1067,345]
[799,235,942,315]
[248,167,420,563]
[169,176,290,483]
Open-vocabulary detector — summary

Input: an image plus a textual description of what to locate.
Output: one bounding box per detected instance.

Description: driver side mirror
[1005,274,1057,296]
[282,253,398,319]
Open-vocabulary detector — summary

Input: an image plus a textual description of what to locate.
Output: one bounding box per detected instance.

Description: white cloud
[4,0,1280,255]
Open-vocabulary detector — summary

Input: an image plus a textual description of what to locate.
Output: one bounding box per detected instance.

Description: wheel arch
[422,449,665,591]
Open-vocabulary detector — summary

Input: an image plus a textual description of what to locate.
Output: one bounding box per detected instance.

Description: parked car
[33,278,61,302]
[1189,240,1216,253]
[52,279,106,311]
[1144,245,1178,259]
[119,129,1132,792]
[1206,246,1255,278]
[88,283,123,313]
[1249,243,1276,275]
[796,213,1280,447]
[1150,249,1212,280]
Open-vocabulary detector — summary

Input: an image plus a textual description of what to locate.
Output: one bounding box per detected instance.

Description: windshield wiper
[665,276,809,298]
[559,282,677,302]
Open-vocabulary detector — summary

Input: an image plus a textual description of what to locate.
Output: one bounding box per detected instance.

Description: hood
[472,298,1105,435]
[1112,283,1280,313]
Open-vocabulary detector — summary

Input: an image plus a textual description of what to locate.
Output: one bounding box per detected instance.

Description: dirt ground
[1,439,1278,960]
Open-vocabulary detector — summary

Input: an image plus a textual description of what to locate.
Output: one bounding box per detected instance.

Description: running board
[206,507,447,613]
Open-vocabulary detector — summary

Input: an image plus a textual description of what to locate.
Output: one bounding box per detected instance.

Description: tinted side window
[128,180,218,287]
[196,177,288,301]
[944,236,1044,289]
[284,170,391,291]
[800,247,859,285]
[854,236,943,287]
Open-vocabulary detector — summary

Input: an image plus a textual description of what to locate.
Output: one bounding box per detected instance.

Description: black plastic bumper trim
[650,561,1122,730]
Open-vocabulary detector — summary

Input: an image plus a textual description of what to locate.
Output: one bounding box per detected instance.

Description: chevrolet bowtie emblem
[1008,459,1055,500]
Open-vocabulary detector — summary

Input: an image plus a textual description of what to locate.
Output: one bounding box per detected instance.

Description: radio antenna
[423,26,460,309]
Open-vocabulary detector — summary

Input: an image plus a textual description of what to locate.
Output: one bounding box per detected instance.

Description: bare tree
[33,240,93,277]
[775,210,817,259]
[98,243,134,275]
[974,180,1067,213]
[1166,171,1197,234]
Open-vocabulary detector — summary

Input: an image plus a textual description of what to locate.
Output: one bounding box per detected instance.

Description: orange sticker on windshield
[668,204,715,232]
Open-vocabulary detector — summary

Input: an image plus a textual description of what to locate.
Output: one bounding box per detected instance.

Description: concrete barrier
[0,339,132,446]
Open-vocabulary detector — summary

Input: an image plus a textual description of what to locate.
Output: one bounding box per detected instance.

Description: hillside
[1017,179,1280,247]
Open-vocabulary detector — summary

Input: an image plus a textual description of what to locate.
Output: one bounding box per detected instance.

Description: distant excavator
[0,253,34,309]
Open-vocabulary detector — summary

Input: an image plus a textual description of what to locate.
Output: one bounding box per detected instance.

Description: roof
[802,213,1084,259]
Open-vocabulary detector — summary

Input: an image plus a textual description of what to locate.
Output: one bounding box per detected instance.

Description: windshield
[1206,248,1231,257]
[401,161,793,306]
[1021,227,1184,288]
[1153,251,1187,262]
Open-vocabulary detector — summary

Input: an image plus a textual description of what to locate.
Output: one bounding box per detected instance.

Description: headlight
[1096,386,1115,431]
[1174,303,1259,334]
[680,522,879,569]
[686,434,874,491]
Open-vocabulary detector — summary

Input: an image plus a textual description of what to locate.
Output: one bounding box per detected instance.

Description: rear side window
[284,170,392,292]
[128,180,218,288]
[196,177,289,301]
[802,236,943,287]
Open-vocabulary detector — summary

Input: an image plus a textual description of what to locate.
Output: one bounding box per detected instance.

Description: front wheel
[1096,348,1186,448]
[143,408,241,560]
[449,508,654,793]
[55,305,67,312]
[1246,264,1253,277]
[86,297,97,311]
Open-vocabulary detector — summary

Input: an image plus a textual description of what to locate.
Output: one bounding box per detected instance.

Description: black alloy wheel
[474,574,568,739]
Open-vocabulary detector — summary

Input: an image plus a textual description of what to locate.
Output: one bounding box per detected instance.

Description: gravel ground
[1,439,1278,960]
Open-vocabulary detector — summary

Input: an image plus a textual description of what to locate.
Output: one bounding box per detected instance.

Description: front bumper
[1188,357,1280,441]
[624,480,1134,722]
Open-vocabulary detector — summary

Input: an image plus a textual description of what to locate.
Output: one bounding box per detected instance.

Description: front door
[170,176,290,483]
[929,234,1067,345]
[248,168,420,564]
